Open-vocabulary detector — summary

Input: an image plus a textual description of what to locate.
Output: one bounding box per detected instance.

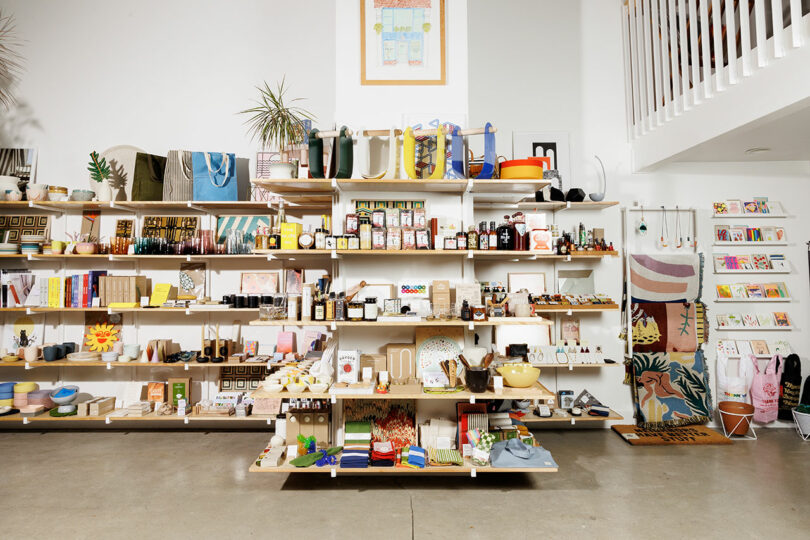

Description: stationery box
[386,343,416,384]
[280,222,303,250]
[89,396,115,416]
[360,353,387,375]
[167,377,191,407]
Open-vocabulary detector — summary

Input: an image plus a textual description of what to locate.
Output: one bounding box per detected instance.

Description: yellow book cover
[48,277,59,308]
[149,283,175,306]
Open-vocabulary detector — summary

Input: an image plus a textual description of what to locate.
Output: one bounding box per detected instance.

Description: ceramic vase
[96,180,113,202]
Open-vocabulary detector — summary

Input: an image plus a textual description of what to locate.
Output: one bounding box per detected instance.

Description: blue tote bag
[191,151,238,201]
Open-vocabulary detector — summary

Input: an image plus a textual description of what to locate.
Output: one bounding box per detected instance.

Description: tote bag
[777,353,802,421]
[751,354,783,423]
[132,152,167,201]
[717,353,753,404]
[163,150,194,201]
[192,151,237,201]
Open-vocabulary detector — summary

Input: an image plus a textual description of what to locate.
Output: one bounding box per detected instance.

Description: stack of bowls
[13,381,38,408]
[27,389,54,409]
[101,351,119,362]
[0,381,15,407]
[0,242,19,254]
[48,185,69,201]
[49,385,79,413]
[20,234,45,255]
[70,189,95,202]
[26,184,49,202]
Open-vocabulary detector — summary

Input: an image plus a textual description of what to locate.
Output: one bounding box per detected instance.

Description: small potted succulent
[240,77,314,179]
[87,151,113,201]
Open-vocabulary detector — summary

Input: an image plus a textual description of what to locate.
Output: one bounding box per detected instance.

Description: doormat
[611,424,731,445]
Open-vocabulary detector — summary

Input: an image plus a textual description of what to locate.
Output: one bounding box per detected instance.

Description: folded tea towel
[428,447,464,466]
[407,446,426,468]
[489,439,558,469]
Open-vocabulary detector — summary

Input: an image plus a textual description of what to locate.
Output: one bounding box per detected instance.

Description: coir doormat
[611,424,732,445]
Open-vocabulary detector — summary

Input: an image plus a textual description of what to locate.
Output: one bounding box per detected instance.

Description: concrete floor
[1,429,808,539]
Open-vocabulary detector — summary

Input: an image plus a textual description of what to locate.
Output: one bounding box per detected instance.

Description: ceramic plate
[416,335,462,377]
[98,144,145,200]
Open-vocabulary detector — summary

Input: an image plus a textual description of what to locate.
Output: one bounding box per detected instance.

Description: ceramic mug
[63,342,76,355]
[43,345,58,362]
[123,344,140,359]
[112,341,124,354]
[51,241,65,254]
[55,344,66,359]
[466,368,490,393]
[4,189,22,201]
[24,346,39,362]
[26,184,48,201]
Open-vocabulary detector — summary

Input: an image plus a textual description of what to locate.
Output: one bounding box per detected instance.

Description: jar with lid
[467,226,478,252]
[347,301,364,321]
[299,228,314,250]
[267,228,281,250]
[314,228,326,250]
[472,305,487,321]
[359,223,372,250]
[460,300,472,321]
[456,231,467,250]
[348,235,360,250]
[337,235,349,250]
[363,297,378,321]
[345,214,359,235]
[313,299,326,321]
[325,235,337,250]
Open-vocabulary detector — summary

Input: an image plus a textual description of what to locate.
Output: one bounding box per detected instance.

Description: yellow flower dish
[496,363,541,388]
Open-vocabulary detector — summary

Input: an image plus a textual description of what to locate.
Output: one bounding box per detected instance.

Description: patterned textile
[428,447,464,466]
[343,399,416,448]
[630,254,703,303]
[631,302,708,353]
[631,351,713,430]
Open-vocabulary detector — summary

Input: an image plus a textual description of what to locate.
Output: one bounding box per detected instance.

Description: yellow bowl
[2,355,20,363]
[0,398,12,407]
[496,364,541,388]
[13,382,38,393]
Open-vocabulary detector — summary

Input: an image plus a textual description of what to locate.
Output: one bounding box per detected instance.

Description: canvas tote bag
[717,353,754,404]
[131,152,167,201]
[163,150,194,201]
[191,151,237,201]
[751,354,783,423]
[777,353,802,421]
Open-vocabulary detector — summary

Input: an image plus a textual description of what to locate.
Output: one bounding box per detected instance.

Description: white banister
[789,0,803,47]
[678,0,691,108]
[725,0,738,84]
[642,0,657,127]
[699,0,713,98]
[651,0,665,122]
[771,0,785,57]
[688,0,702,102]
[658,0,673,118]
[622,4,635,140]
[668,0,681,114]
[711,0,726,91]
[629,0,643,135]
[755,0,768,67]
[740,0,753,75]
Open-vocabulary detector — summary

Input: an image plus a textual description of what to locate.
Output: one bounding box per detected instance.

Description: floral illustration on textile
[632,352,713,426]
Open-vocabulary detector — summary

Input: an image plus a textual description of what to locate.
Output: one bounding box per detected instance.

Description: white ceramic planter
[96,180,113,201]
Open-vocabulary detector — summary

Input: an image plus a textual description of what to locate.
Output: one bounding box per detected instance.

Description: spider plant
[0,9,24,109]
[240,77,314,162]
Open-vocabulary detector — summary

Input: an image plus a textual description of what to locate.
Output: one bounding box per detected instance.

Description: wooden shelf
[9,254,269,261]
[249,455,557,474]
[713,241,787,246]
[0,360,270,368]
[251,381,554,402]
[715,269,790,274]
[0,411,275,423]
[0,200,280,214]
[530,362,622,369]
[475,201,620,211]
[714,326,793,331]
[248,317,553,327]
[252,249,619,259]
[712,213,786,219]
[715,297,790,302]
[520,408,623,423]
[532,304,619,313]
[0,307,257,314]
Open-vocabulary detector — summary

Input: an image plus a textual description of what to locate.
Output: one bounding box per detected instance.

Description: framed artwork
[115,219,134,238]
[560,317,580,344]
[83,313,122,352]
[241,272,280,294]
[360,0,446,85]
[512,131,571,184]
[81,211,100,242]
[0,215,50,243]
[285,269,303,295]
[142,216,198,242]
[179,263,206,300]
[3,313,44,353]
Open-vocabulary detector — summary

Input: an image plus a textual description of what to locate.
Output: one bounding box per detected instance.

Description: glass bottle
[313,299,325,321]
[325,293,335,320]
[267,227,281,250]
[478,222,489,250]
[456,231,467,250]
[460,300,471,321]
[467,226,478,252]
[363,297,378,321]
[497,215,515,250]
[335,292,346,321]
[488,221,497,250]
[314,228,326,250]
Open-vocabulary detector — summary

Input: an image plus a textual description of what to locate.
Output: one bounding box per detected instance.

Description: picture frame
[0,148,37,185]
[360,0,446,86]
[115,219,134,238]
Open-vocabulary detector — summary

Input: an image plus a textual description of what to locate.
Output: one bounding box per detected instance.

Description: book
[743,201,759,214]
[730,284,748,298]
[713,202,728,215]
[773,312,791,327]
[736,341,753,357]
[726,200,742,214]
[716,284,732,298]
[730,227,746,242]
[745,284,763,298]
[742,314,759,327]
[756,313,775,327]
[751,254,770,270]
[751,340,770,356]
[714,225,731,242]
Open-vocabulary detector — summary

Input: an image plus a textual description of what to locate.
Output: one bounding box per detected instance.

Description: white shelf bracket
[567,309,572,316]
[183,416,189,424]
[468,322,474,331]
[330,394,337,404]
[106,362,112,370]
[330,468,337,478]
[470,468,477,478]
[467,251,474,259]
[185,308,191,316]
[330,321,337,331]
[22,417,29,425]
[266,418,273,425]
[266,254,275,261]
[105,416,112,424]
[330,250,339,260]
[25,308,32,315]
[571,418,576,425]
[184,363,190,371]
[469,395,475,404]
[24,362,31,370]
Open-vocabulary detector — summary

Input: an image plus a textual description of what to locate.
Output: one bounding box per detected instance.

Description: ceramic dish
[57,404,77,413]
[2,355,20,363]
[13,381,38,393]
[496,363,541,388]
[286,382,306,393]
[75,242,97,255]
[70,189,95,201]
[416,335,463,377]
[308,383,329,393]
[20,234,45,242]
[67,351,100,362]
[0,405,11,414]
[49,385,79,405]
[263,383,283,393]
[499,159,545,180]
[101,352,119,362]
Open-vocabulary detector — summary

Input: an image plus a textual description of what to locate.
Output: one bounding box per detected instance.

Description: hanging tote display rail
[308,127,353,179]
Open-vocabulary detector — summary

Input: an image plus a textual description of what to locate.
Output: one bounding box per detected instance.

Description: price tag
[462,444,472,457]
[379,371,389,383]
[493,375,504,393]
[287,445,299,459]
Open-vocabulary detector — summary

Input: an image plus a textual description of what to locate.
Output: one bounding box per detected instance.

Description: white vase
[96,180,112,202]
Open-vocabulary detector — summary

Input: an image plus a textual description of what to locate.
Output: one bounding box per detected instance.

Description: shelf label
[379,371,389,383]
[469,395,475,404]
[330,394,337,404]
[331,468,337,478]
[493,376,504,394]
[470,468,477,478]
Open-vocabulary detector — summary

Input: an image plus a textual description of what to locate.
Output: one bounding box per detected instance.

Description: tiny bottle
[314,228,326,250]
[467,226,478,252]
[456,231,467,250]
[325,293,335,320]
[497,215,515,250]
[478,222,489,250]
[335,292,346,320]
[488,221,497,250]
[267,227,281,250]
[363,297,378,321]
[460,300,471,321]
[313,299,325,321]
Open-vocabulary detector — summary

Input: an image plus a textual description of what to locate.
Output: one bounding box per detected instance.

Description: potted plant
[87,151,113,201]
[240,77,314,179]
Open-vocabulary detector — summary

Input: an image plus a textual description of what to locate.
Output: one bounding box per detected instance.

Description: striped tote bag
[163,150,194,201]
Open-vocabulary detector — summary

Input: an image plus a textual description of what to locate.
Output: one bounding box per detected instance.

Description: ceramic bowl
[26,184,49,201]
[286,382,306,393]
[13,381,38,393]
[4,189,22,201]
[588,192,605,202]
[70,189,95,201]
[0,382,17,393]
[49,385,79,405]
[101,351,119,362]
[57,404,77,413]
[496,363,541,388]
[75,242,97,255]
[264,383,283,393]
[308,383,329,393]
[2,355,20,363]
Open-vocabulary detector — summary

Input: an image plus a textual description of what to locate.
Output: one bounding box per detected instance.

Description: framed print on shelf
[360,0,446,86]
